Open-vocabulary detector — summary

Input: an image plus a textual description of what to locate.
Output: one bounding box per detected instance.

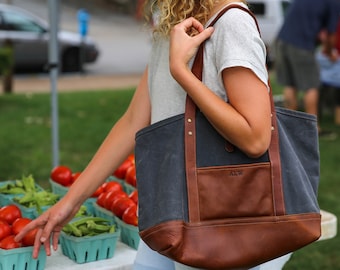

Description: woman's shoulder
[210,5,259,40]
[207,3,257,35]
[207,2,250,23]
[218,4,253,23]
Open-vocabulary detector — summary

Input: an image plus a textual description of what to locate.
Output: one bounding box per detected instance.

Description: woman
[16,0,290,269]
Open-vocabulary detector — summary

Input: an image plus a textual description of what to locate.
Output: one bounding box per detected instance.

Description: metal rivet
[188,131,193,136]
[271,126,275,131]
[187,118,192,123]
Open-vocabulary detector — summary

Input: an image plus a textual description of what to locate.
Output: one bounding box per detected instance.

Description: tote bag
[135,5,321,270]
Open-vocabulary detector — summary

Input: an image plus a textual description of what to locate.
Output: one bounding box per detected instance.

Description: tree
[0,40,14,93]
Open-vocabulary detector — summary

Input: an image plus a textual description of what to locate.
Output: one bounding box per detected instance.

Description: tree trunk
[3,70,13,93]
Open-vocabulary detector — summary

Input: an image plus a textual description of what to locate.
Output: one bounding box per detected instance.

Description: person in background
[16,0,291,269]
[317,17,340,126]
[334,18,340,125]
[275,0,340,138]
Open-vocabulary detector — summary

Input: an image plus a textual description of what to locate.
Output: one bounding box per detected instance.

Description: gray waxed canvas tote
[135,4,321,270]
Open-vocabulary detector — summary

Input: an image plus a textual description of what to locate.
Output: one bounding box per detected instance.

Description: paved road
[0,0,151,92]
[12,0,152,75]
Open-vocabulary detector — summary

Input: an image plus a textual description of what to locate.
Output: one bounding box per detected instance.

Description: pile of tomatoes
[96,181,138,227]
[50,153,137,197]
[0,204,37,249]
[113,154,137,187]
[49,154,139,227]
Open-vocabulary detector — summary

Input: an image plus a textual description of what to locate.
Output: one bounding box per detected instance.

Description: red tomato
[0,220,11,241]
[127,153,135,162]
[12,217,37,246]
[104,190,128,210]
[128,190,138,204]
[22,228,38,247]
[96,191,108,207]
[11,217,32,235]
[71,171,82,184]
[113,154,135,179]
[122,204,138,226]
[91,185,104,198]
[102,181,123,193]
[125,165,137,187]
[0,235,21,249]
[0,205,22,225]
[50,165,73,186]
[111,197,136,218]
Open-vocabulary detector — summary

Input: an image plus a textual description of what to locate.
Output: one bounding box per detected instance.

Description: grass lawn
[0,81,339,269]
[0,88,134,184]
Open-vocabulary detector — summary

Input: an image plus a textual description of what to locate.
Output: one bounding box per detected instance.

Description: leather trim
[140,214,321,270]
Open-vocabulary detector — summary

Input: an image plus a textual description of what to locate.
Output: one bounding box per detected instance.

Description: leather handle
[185,5,285,223]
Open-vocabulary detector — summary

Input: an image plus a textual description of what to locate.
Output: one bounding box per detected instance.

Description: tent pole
[48,0,60,168]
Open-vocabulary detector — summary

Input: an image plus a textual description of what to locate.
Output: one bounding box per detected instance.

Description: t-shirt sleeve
[213,8,268,87]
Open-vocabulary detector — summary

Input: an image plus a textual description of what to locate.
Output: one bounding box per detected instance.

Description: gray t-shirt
[148,3,268,124]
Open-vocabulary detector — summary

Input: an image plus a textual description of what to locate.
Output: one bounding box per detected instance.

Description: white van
[247,0,291,68]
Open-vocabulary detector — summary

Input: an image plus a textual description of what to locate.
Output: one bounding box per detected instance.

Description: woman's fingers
[32,229,46,258]
[14,215,47,242]
[180,17,205,34]
[52,230,61,251]
[14,209,64,258]
[38,215,56,243]
[171,17,214,41]
[169,17,214,79]
[194,26,214,44]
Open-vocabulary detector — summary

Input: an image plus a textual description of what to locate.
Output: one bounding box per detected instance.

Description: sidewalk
[1,73,142,94]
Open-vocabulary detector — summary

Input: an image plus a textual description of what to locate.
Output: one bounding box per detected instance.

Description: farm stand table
[45,241,137,270]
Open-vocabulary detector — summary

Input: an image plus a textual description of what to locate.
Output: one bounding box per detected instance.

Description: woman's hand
[169,17,214,80]
[14,197,80,259]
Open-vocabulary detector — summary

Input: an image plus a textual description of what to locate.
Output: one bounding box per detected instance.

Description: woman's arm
[170,18,271,158]
[65,67,151,207]
[15,67,151,258]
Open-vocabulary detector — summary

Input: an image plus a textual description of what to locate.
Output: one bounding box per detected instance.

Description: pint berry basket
[93,202,140,249]
[114,217,140,250]
[0,180,44,206]
[92,202,116,224]
[48,178,68,197]
[0,246,46,270]
[60,229,120,264]
[49,179,97,215]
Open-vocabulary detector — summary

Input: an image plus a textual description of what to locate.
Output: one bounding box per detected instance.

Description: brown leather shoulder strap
[185,4,285,223]
[208,4,261,34]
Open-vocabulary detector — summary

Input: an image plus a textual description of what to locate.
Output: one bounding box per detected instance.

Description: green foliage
[0,88,134,187]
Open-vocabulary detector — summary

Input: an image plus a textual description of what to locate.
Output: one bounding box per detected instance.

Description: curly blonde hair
[144,0,247,36]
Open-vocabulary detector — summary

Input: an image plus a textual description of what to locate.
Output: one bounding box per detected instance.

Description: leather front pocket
[196,162,274,221]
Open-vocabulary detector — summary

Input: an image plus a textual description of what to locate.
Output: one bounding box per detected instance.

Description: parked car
[0,4,99,72]
[247,0,291,68]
